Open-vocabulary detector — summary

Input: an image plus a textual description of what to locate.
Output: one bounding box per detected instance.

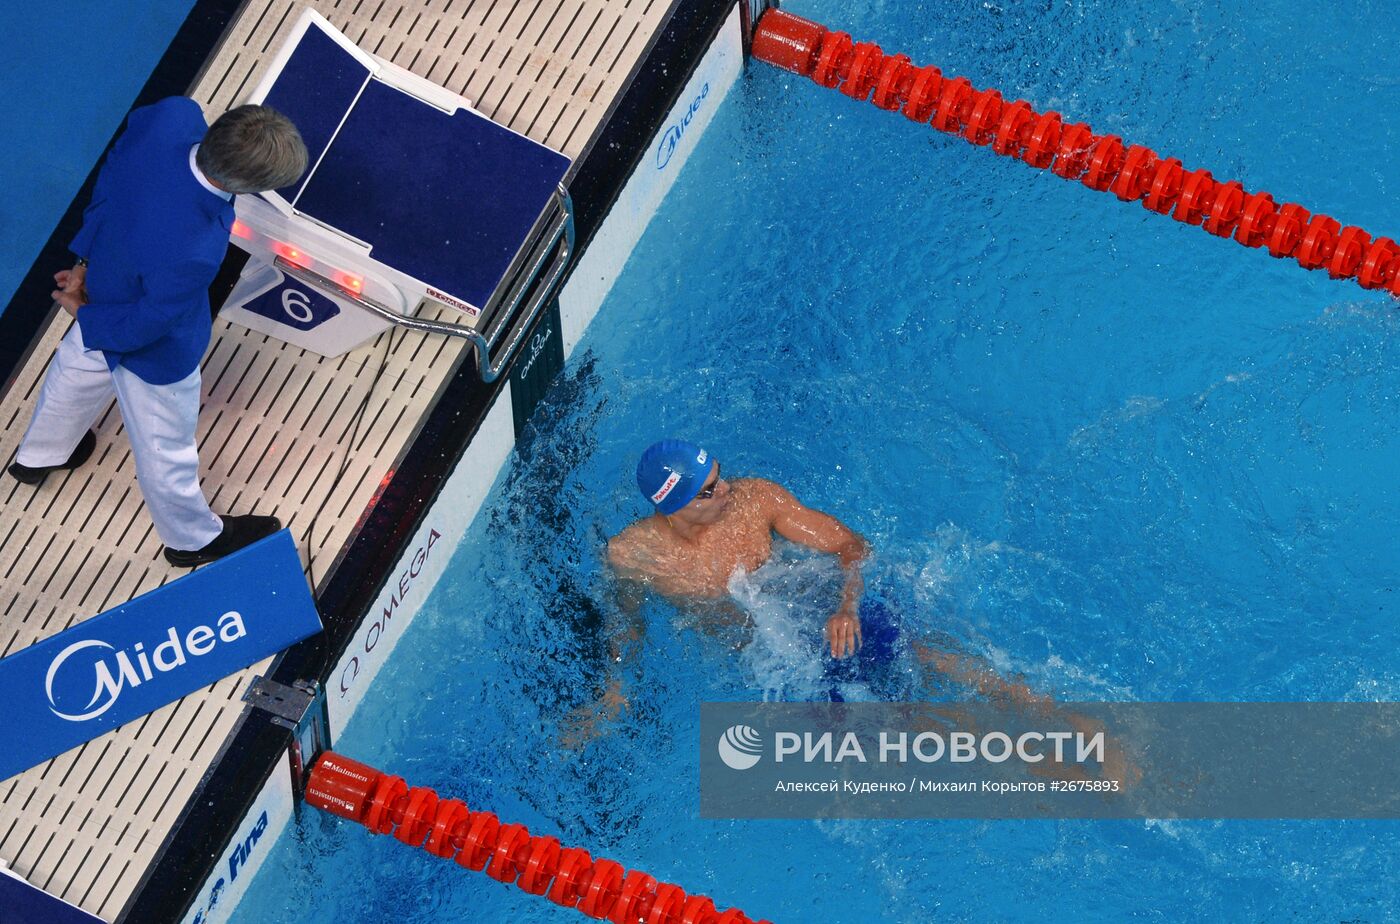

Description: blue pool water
[0,1,195,314]
[233,0,1399,920]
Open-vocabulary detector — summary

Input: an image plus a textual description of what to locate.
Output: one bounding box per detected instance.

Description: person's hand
[52,288,86,318]
[54,264,88,316]
[599,681,628,715]
[826,608,862,659]
[558,679,629,750]
[54,263,86,294]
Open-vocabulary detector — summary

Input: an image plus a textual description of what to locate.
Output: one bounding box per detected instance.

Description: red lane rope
[750,9,1400,296]
[305,753,773,924]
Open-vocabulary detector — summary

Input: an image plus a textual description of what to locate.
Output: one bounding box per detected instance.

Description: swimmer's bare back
[608,476,867,658]
[608,478,776,598]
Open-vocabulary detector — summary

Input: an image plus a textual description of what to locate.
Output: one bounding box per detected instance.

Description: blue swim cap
[636,439,712,515]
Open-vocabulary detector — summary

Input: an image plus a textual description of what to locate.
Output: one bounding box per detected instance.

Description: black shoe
[8,430,97,485]
[163,513,282,567]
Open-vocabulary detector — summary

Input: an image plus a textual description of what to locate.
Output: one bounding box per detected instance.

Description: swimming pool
[231,0,1399,920]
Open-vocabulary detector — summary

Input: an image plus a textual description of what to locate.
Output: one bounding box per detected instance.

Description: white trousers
[16,323,223,551]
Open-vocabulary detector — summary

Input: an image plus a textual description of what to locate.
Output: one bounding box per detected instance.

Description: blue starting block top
[260,25,366,204]
[258,19,571,311]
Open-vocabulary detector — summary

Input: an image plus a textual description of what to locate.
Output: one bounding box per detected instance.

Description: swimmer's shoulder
[731,477,796,510]
[729,477,775,497]
[607,518,664,573]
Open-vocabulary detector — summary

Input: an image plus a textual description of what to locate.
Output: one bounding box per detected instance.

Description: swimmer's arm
[561,548,647,749]
[580,581,642,738]
[607,578,646,664]
[760,480,868,565]
[604,537,650,662]
[761,481,869,657]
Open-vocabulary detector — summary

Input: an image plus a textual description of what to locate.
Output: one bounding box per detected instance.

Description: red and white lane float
[306,753,772,924]
[750,9,1400,297]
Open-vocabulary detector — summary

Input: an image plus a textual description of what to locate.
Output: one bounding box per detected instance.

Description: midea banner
[0,530,322,780]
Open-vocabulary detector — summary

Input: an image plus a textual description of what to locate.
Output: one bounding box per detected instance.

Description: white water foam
[727,546,847,701]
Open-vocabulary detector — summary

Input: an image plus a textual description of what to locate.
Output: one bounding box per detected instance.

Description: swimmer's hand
[826,610,862,659]
[558,678,629,750]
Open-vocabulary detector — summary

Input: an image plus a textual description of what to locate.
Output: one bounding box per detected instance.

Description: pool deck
[0,0,678,918]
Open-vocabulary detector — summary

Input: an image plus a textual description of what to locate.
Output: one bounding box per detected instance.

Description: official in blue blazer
[8,97,307,567]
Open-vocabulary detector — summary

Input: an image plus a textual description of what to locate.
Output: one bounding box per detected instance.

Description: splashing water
[728,542,846,701]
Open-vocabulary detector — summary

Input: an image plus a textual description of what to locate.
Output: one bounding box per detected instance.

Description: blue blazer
[72,97,233,385]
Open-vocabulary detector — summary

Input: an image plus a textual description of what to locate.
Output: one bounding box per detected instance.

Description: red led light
[335,272,363,293]
[230,219,252,239]
[274,242,310,267]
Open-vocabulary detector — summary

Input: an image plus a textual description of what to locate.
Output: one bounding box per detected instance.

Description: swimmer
[603,439,1061,709]
[607,439,1047,694]
[580,439,1140,787]
[608,439,867,659]
[558,439,866,745]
